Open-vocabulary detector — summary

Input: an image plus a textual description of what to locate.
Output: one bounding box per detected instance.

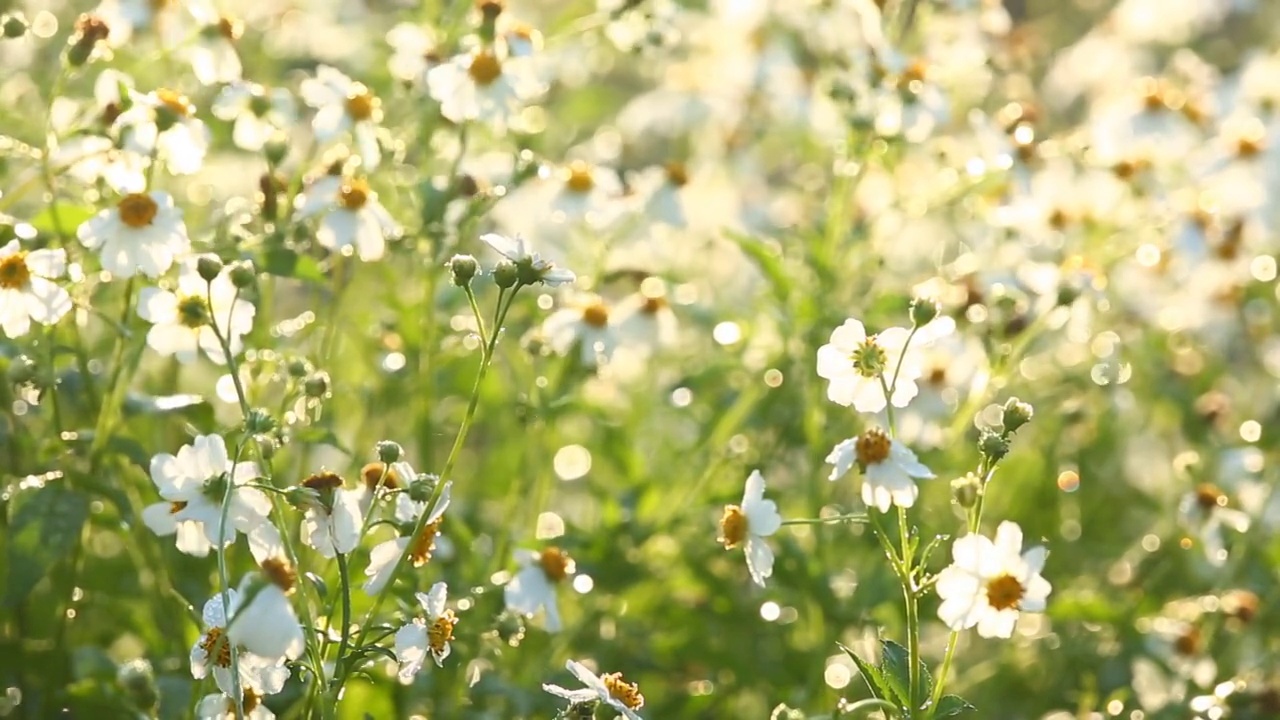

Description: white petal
[744,536,775,587]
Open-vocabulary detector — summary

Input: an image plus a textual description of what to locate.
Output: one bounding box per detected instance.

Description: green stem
[215,445,246,720]
[843,698,902,718]
[332,552,353,682]
[781,513,868,526]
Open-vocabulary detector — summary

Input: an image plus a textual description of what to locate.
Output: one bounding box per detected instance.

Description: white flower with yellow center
[77,191,190,279]
[426,46,546,132]
[385,22,440,86]
[614,282,679,355]
[301,66,383,170]
[190,589,290,702]
[297,471,363,558]
[827,428,934,512]
[114,88,211,175]
[296,175,401,262]
[0,241,72,338]
[816,318,924,412]
[393,582,459,679]
[363,482,452,595]
[212,81,296,152]
[718,470,782,587]
[187,11,243,86]
[541,295,619,367]
[549,160,625,226]
[935,521,1052,639]
[543,659,646,720]
[504,546,575,633]
[136,254,255,365]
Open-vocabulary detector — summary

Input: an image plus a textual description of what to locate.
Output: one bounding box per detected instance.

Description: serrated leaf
[932,695,975,717]
[838,642,894,705]
[879,639,912,706]
[261,246,326,283]
[3,482,90,606]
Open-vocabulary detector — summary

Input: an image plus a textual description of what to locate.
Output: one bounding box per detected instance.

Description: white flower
[393,582,458,679]
[386,22,439,85]
[228,573,305,661]
[300,66,383,170]
[548,161,625,227]
[77,191,190,279]
[543,659,645,720]
[541,296,618,366]
[1178,483,1251,566]
[196,692,275,720]
[826,428,934,512]
[0,241,72,338]
[114,88,211,175]
[141,434,269,555]
[426,47,546,132]
[189,590,290,701]
[504,547,575,633]
[363,483,452,595]
[816,319,924,412]
[718,470,783,587]
[296,176,400,262]
[212,82,296,152]
[935,521,1052,639]
[614,288,679,355]
[137,254,255,365]
[479,232,575,286]
[187,12,243,86]
[298,472,363,558]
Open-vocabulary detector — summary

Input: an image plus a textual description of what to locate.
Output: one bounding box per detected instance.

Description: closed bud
[304,371,329,398]
[195,254,224,282]
[286,358,311,378]
[375,440,403,463]
[244,407,277,434]
[256,434,279,460]
[1002,397,1034,434]
[448,254,479,287]
[951,472,982,509]
[978,429,1008,462]
[909,296,939,326]
[264,134,289,166]
[7,354,37,384]
[493,259,519,289]
[2,14,28,39]
[229,259,256,289]
[407,473,439,502]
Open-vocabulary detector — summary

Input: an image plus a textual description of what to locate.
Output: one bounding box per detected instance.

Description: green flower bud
[304,371,329,399]
[978,429,1009,463]
[116,658,158,712]
[407,473,439,502]
[951,472,982,509]
[229,259,256,289]
[376,440,403,463]
[909,296,940,326]
[286,359,311,378]
[2,14,28,39]
[195,254,224,282]
[244,407,278,434]
[493,259,519,289]
[448,254,479,287]
[7,354,37,384]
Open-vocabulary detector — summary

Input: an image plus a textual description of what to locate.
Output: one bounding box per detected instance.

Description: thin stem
[843,697,901,718]
[781,513,868,526]
[898,504,920,711]
[215,445,246,720]
[332,552,353,681]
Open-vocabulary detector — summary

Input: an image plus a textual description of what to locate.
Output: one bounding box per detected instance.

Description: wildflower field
[3,0,1280,718]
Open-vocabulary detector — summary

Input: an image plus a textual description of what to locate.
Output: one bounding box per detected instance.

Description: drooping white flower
[77,191,190,279]
[0,241,72,338]
[1178,483,1251,567]
[826,428,934,512]
[298,471,363,558]
[393,581,458,679]
[228,572,306,662]
[543,659,645,720]
[717,470,783,587]
[114,88,211,175]
[295,176,400,262]
[504,547,575,633]
[816,319,924,412]
[363,483,452,595]
[189,590,290,701]
[479,232,575,286]
[935,521,1052,639]
[187,11,243,86]
[426,46,546,132]
[137,254,255,365]
[300,66,383,170]
[142,434,269,554]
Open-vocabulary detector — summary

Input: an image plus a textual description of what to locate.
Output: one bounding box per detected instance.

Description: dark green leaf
[304,571,328,600]
[3,482,90,606]
[932,695,975,718]
[879,639,912,706]
[838,642,894,705]
[262,247,326,283]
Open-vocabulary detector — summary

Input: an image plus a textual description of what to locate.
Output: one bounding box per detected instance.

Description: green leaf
[879,639,912,707]
[3,482,90,606]
[261,246,326,283]
[27,203,96,237]
[838,642,897,706]
[932,695,975,717]
[724,230,792,305]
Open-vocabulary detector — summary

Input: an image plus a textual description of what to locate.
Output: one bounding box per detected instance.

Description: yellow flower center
[176,295,211,330]
[428,609,458,655]
[118,193,159,228]
[581,303,609,329]
[468,50,503,86]
[565,161,595,194]
[216,16,242,41]
[664,161,689,187]
[538,547,573,582]
[1174,626,1201,656]
[642,295,668,314]
[410,518,444,567]
[1195,483,1227,510]
[927,364,947,387]
[168,501,187,514]
[338,179,370,211]
[242,690,261,713]
[718,505,747,549]
[345,87,378,121]
[156,88,194,117]
[600,672,645,710]
[303,471,345,492]
[199,627,232,668]
[850,337,886,378]
[855,428,892,466]
[261,557,297,593]
[985,574,1025,611]
[0,252,31,290]
[361,462,401,490]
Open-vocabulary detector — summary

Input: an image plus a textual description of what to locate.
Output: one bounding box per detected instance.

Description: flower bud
[67,14,110,67]
[951,472,982,509]
[195,254,224,282]
[256,434,279,460]
[229,259,256,289]
[448,254,479,287]
[407,473,440,502]
[493,259,519,289]
[375,440,403,463]
[286,358,310,378]
[909,296,939,326]
[116,659,158,712]
[6,354,37,384]
[244,407,278,434]
[2,14,28,39]
[1002,397,1034,434]
[977,429,1008,463]
[304,371,330,398]
[264,134,289,167]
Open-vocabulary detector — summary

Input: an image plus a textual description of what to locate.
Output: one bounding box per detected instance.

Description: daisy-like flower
[188,11,243,86]
[718,470,783,587]
[297,471,362,558]
[196,691,275,720]
[826,428,935,512]
[300,66,383,171]
[935,521,1052,639]
[228,570,306,662]
[393,582,458,679]
[614,282,679,355]
[543,659,645,720]
[77,191,190,279]
[385,22,440,86]
[479,232,575,286]
[426,45,546,132]
[212,81,296,152]
[355,460,411,518]
[141,434,269,555]
[1178,483,1251,566]
[190,590,290,701]
[816,318,924,412]
[0,241,72,338]
[114,88,211,175]
[504,546,575,633]
[547,160,626,227]
[136,254,255,365]
[295,175,401,262]
[541,295,619,367]
[363,482,452,595]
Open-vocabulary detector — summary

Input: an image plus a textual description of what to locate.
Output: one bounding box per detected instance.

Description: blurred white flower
[393,582,457,678]
[816,319,926,412]
[936,521,1052,638]
[543,659,645,720]
[479,232,575,286]
[190,590,290,702]
[1178,483,1251,566]
[427,47,546,131]
[363,483,452,595]
[504,547,575,633]
[77,191,190,279]
[301,66,383,170]
[298,472,363,558]
[718,470,782,587]
[137,255,255,365]
[541,296,619,367]
[212,82,296,152]
[386,22,439,86]
[187,12,243,86]
[827,428,935,512]
[296,176,400,261]
[0,241,72,338]
[615,288,679,355]
[114,88,211,175]
[196,692,275,720]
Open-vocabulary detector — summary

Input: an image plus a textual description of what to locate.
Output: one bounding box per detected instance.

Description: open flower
[504,546,575,633]
[935,521,1052,639]
[77,191,190,278]
[301,66,383,170]
[718,470,783,587]
[0,240,72,338]
[541,295,619,367]
[190,590,290,702]
[229,571,305,662]
[296,175,400,261]
[816,319,924,412]
[212,81,296,152]
[543,660,645,720]
[363,483,452,595]
[826,428,934,512]
[479,232,575,286]
[137,254,255,364]
[298,471,363,558]
[114,87,211,175]
[427,46,546,132]
[393,582,458,679]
